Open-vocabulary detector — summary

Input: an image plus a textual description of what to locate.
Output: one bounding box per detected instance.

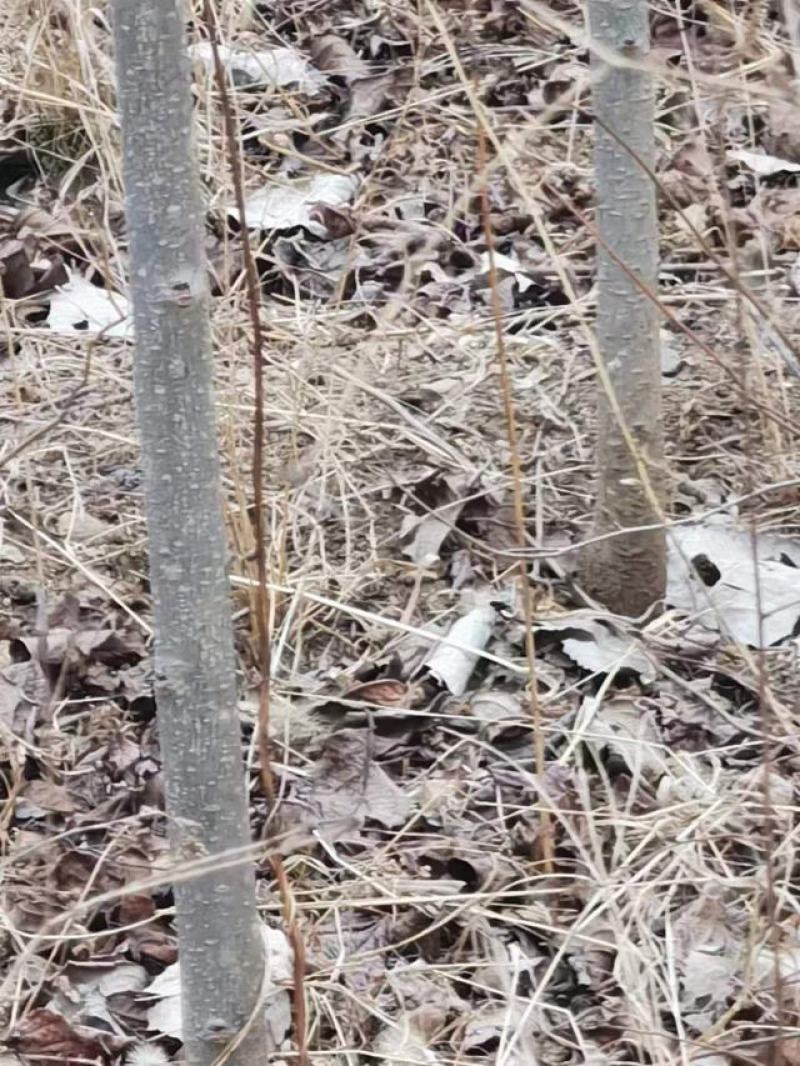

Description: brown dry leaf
[309,34,370,81]
[765,98,800,160]
[399,471,477,567]
[53,847,124,896]
[10,1008,108,1062]
[0,238,34,298]
[373,1007,442,1066]
[347,73,398,122]
[103,732,142,778]
[115,893,177,965]
[740,187,800,249]
[0,669,29,733]
[308,911,410,990]
[276,729,413,851]
[345,678,408,705]
[458,1000,539,1061]
[17,777,77,816]
[51,961,149,1033]
[309,202,355,238]
[13,625,143,670]
[388,961,465,1012]
[56,509,115,542]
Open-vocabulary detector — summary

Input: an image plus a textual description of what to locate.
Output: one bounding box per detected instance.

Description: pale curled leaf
[425,605,496,696]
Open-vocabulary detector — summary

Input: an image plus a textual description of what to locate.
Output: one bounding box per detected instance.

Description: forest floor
[3,1,800,1065]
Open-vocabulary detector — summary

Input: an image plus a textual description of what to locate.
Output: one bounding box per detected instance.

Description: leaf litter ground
[2,1,800,1064]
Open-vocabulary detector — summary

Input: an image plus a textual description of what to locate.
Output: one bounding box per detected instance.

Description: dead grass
[2,1,800,1064]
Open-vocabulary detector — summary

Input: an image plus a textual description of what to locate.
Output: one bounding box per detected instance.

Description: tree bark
[111,3,267,1063]
[582,0,667,616]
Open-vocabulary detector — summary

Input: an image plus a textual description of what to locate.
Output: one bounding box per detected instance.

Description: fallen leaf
[56,509,114,542]
[0,238,34,298]
[231,173,359,234]
[584,697,668,777]
[17,778,77,816]
[666,521,800,646]
[309,34,370,81]
[673,888,743,1029]
[47,270,131,338]
[9,1008,107,1062]
[345,678,409,705]
[51,961,149,1030]
[189,42,326,92]
[145,927,292,1047]
[424,605,496,696]
[277,729,413,850]
[537,614,655,680]
[728,147,800,175]
[400,500,465,567]
[373,1008,440,1066]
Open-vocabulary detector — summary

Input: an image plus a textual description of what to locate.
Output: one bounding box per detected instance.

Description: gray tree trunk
[111,3,267,1063]
[582,0,666,616]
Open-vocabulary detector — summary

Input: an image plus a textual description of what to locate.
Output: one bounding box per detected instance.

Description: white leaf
[47,270,131,338]
[666,521,800,646]
[538,615,654,680]
[144,927,293,1044]
[231,173,359,233]
[479,250,538,292]
[145,961,181,999]
[146,993,182,1040]
[727,148,800,175]
[189,42,326,93]
[401,498,466,566]
[587,698,668,776]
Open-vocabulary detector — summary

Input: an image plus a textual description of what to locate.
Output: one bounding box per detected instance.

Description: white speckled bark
[584,0,667,616]
[111,3,267,1062]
